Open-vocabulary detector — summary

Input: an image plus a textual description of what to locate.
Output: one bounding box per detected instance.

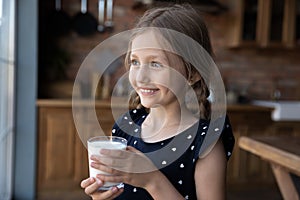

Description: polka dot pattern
[112,108,235,200]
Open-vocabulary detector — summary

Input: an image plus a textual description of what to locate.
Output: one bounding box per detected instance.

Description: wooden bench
[239,135,300,200]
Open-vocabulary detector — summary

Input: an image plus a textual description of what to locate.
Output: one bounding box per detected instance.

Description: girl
[81,4,234,200]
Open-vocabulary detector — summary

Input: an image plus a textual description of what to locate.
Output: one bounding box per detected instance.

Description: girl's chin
[140,102,152,108]
[140,101,161,109]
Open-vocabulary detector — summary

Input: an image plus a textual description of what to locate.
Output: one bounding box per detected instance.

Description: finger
[90,154,125,168]
[96,174,125,184]
[90,161,121,174]
[100,149,127,158]
[90,155,104,163]
[98,157,124,169]
[126,146,140,153]
[84,178,104,195]
[92,187,124,200]
[92,156,128,171]
[81,177,95,188]
[109,187,124,199]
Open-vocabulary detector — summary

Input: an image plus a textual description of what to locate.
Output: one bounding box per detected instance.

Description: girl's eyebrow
[130,53,138,59]
[130,53,167,62]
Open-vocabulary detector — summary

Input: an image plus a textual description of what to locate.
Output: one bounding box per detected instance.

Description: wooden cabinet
[36,100,124,200]
[37,106,90,200]
[228,0,299,48]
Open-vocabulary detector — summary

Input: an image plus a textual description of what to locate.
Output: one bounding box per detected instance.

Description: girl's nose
[136,64,150,83]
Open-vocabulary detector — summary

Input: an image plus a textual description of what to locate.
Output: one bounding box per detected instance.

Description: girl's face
[128,31,188,109]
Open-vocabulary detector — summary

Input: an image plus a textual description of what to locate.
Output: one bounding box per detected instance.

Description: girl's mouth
[139,88,159,96]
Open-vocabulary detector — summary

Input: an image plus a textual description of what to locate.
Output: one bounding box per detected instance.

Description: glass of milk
[87,136,127,190]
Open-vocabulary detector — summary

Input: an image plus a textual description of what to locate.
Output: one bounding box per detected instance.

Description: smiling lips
[139,88,159,96]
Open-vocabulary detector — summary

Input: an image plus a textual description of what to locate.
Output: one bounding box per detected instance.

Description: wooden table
[239,135,300,200]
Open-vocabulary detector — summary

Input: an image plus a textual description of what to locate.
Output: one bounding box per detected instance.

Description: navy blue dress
[112,108,235,200]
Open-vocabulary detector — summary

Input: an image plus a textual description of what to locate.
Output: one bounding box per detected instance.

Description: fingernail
[96,175,102,179]
[89,177,95,183]
[90,162,96,167]
[96,178,102,185]
[90,155,97,160]
[111,187,118,193]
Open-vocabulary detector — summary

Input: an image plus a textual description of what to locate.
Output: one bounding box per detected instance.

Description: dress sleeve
[221,115,235,160]
[194,115,235,161]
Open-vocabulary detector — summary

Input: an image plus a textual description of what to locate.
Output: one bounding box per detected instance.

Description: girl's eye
[130,59,140,67]
[150,61,163,68]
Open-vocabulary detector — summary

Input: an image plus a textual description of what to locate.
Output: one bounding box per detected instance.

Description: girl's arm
[144,170,185,200]
[194,139,227,200]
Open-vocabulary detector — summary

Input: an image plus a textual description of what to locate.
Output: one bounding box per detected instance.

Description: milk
[87,137,127,190]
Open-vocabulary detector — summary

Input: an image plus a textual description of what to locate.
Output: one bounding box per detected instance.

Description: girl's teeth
[141,89,155,93]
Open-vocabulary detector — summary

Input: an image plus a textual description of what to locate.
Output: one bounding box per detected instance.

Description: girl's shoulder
[220,115,235,159]
[194,115,235,160]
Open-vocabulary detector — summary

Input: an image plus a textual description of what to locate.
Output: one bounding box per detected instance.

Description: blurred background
[1,0,299,199]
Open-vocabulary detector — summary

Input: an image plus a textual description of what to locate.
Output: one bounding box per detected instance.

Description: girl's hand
[90,146,159,189]
[90,146,185,200]
[80,177,123,200]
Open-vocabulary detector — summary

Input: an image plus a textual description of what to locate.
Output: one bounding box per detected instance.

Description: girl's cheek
[128,71,136,86]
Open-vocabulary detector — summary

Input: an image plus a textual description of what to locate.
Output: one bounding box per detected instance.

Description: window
[0,0,15,199]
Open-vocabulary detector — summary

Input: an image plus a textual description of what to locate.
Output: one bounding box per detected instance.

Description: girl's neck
[141,104,198,143]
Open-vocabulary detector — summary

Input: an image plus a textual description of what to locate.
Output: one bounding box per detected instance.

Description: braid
[185,62,211,120]
[128,91,143,109]
[191,78,211,120]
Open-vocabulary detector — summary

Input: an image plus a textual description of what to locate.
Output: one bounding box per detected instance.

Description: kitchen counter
[37,99,274,112]
[253,100,300,121]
